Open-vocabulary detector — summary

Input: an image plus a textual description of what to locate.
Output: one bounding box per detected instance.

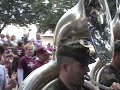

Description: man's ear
[61,63,70,72]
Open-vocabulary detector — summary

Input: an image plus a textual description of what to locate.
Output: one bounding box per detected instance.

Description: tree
[34,0,116,33]
[0,0,36,33]
[33,0,78,33]
[0,0,116,33]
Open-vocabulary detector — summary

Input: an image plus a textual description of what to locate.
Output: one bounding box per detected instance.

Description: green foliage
[35,0,116,33]
[0,0,117,33]
[33,0,78,33]
[0,0,36,33]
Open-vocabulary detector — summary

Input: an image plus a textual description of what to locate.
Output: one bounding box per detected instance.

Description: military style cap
[57,39,95,64]
[114,40,120,53]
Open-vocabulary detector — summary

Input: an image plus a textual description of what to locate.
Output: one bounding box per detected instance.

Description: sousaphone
[19,0,114,90]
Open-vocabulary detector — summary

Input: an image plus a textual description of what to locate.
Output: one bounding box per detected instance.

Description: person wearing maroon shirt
[34,47,51,69]
[3,42,14,78]
[17,44,35,86]
[47,43,53,52]
[3,42,13,62]
[0,45,17,90]
[12,41,25,72]
[16,41,25,58]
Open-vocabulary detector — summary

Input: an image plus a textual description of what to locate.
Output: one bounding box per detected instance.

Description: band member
[46,39,96,90]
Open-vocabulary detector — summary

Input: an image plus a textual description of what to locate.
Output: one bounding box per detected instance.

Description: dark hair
[18,41,24,47]
[0,45,4,54]
[57,55,75,69]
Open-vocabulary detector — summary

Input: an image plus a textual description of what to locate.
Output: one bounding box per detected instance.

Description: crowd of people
[0,32,120,90]
[0,33,53,90]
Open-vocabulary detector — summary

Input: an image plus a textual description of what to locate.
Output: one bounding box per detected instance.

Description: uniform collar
[57,78,83,90]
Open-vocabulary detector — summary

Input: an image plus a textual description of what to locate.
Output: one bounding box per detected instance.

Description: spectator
[12,41,25,72]
[17,44,35,86]
[34,47,51,69]
[0,45,17,90]
[5,34,11,45]
[22,33,29,45]
[16,41,25,58]
[0,34,5,45]
[34,33,42,56]
[10,35,17,47]
[3,42,14,78]
[47,43,53,52]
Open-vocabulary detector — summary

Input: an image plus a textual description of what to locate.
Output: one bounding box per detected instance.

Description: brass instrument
[19,0,115,90]
[90,0,120,90]
[112,0,120,40]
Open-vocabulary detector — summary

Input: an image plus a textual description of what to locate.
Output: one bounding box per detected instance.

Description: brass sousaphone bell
[90,0,120,89]
[19,0,114,90]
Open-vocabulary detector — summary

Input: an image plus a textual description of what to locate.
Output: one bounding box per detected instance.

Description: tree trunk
[0,22,7,33]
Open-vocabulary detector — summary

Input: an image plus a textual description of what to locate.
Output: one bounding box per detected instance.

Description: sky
[2,24,37,40]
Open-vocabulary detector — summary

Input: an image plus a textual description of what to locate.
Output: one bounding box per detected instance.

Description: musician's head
[57,39,95,87]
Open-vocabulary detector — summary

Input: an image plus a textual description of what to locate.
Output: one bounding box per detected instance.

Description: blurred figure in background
[34,47,51,69]
[0,45,17,90]
[22,33,29,45]
[5,34,11,45]
[34,33,42,56]
[0,34,5,45]
[12,41,25,72]
[3,42,14,78]
[10,35,17,47]
[47,43,53,52]
[17,44,35,86]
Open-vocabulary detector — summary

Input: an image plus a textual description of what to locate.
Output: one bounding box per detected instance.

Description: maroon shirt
[16,47,25,58]
[18,56,35,79]
[4,47,13,61]
[34,59,49,69]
